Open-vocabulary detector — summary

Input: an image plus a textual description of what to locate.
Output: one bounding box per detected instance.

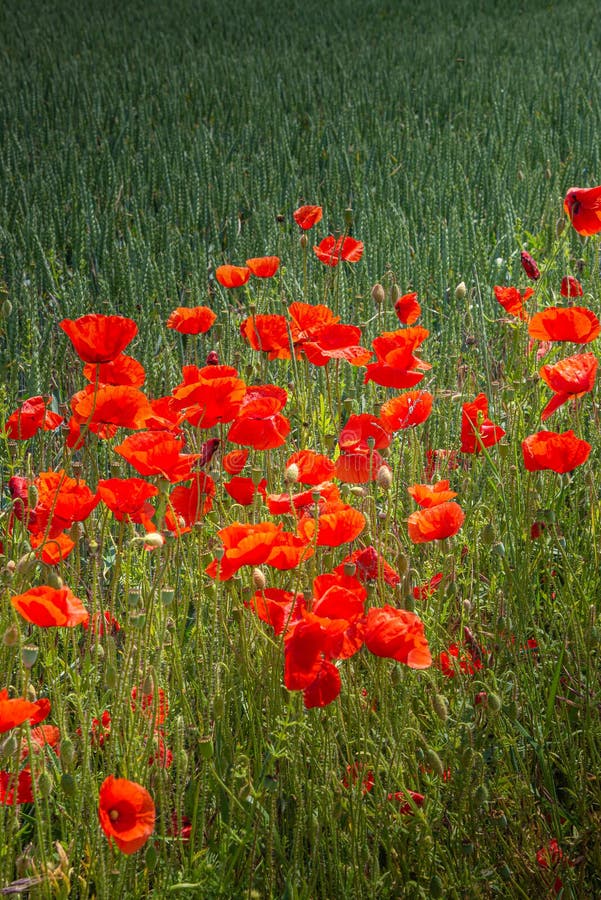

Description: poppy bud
[284,463,299,485]
[299,234,308,249]
[22,645,38,669]
[16,551,36,575]
[205,350,219,367]
[5,560,16,576]
[481,523,495,545]
[424,748,444,778]
[517,170,525,181]
[520,251,540,280]
[105,664,118,689]
[454,281,467,300]
[555,218,566,238]
[27,485,38,509]
[376,465,393,491]
[462,598,472,615]
[145,844,158,872]
[344,207,354,227]
[429,875,444,898]
[38,770,53,799]
[46,571,63,590]
[474,784,488,806]
[371,283,385,306]
[61,738,75,767]
[0,734,18,758]
[142,532,165,549]
[252,567,266,591]
[61,773,76,796]
[1,298,12,317]
[432,694,448,722]
[2,624,19,646]
[487,692,502,712]
[390,283,401,304]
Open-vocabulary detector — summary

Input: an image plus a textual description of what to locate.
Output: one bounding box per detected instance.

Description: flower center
[109,809,119,821]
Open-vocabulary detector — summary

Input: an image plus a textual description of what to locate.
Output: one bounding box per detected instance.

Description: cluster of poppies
[2,187,600,856]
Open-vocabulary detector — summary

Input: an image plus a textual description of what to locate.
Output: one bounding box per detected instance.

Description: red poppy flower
[365,327,431,388]
[438,642,483,677]
[293,204,323,230]
[0,688,50,733]
[98,776,155,855]
[215,265,251,288]
[223,475,267,506]
[286,450,334,485]
[460,394,505,453]
[240,314,291,359]
[30,531,75,565]
[20,724,60,761]
[206,522,309,581]
[407,481,458,508]
[521,251,540,280]
[11,585,89,628]
[114,431,201,482]
[387,790,425,814]
[301,323,372,367]
[364,605,432,668]
[297,501,366,546]
[266,481,339,516]
[60,314,138,363]
[343,763,375,794]
[493,285,534,321]
[539,352,598,420]
[166,472,216,529]
[334,446,388,484]
[222,448,249,474]
[245,256,280,278]
[313,236,364,267]
[303,660,341,708]
[563,185,601,236]
[334,546,400,587]
[339,414,391,451]
[413,572,444,600]
[98,477,159,524]
[247,588,306,635]
[0,769,34,805]
[528,306,600,343]
[394,291,421,325]
[424,448,459,481]
[70,384,152,437]
[31,470,100,537]
[560,276,583,298]
[172,364,246,429]
[522,429,591,473]
[166,306,217,335]
[5,396,63,440]
[227,384,290,451]
[130,686,168,725]
[380,390,433,432]
[536,838,568,870]
[83,354,145,388]
[407,502,465,543]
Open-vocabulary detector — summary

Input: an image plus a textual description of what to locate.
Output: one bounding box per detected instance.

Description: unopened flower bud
[2,624,19,646]
[38,770,53,799]
[390,283,401,304]
[1,298,12,317]
[454,281,467,300]
[46,571,63,590]
[16,552,36,575]
[376,465,393,490]
[27,485,38,509]
[432,694,449,722]
[284,463,299,485]
[252,567,267,591]
[424,748,445,778]
[299,233,308,250]
[344,207,354,227]
[487,692,502,712]
[142,532,165,549]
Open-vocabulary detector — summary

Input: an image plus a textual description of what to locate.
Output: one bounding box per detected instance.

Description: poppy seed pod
[454,281,467,300]
[371,283,385,306]
[284,463,299,485]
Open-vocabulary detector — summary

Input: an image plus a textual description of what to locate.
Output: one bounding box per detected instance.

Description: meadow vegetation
[1,0,601,897]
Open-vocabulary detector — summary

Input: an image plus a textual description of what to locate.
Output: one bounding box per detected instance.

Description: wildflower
[438,642,483,677]
[520,251,540,280]
[460,394,505,453]
[245,256,280,278]
[493,285,534,321]
[365,327,431,388]
[247,588,306,635]
[380,390,433,432]
[0,688,50,733]
[223,476,267,506]
[394,291,421,325]
[240,313,290,359]
[70,384,152,438]
[131,686,168,725]
[0,769,34,805]
[563,184,601,235]
[98,776,155,855]
[114,431,201,482]
[4,396,63,440]
[173,364,246,429]
[539,352,597,420]
[413,573,444,600]
[83,353,146,387]
[343,763,375,794]
[293,205,323,230]
[387,790,425,814]
[313,235,364,267]
[30,531,76,565]
[11,585,89,628]
[297,500,366,547]
[165,472,216,529]
[166,306,217,335]
[522,430,591,473]
[364,605,432,668]
[222,448,249,475]
[407,481,458,508]
[407,502,465,543]
[528,306,600,343]
[286,450,334,485]
[334,546,400,587]
[227,384,291,450]
[60,314,138,363]
[215,265,251,288]
[560,276,583,298]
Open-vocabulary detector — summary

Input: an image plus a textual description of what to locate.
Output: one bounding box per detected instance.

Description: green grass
[1,1,601,897]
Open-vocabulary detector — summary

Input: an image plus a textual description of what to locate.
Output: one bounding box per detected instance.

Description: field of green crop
[1,0,601,897]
